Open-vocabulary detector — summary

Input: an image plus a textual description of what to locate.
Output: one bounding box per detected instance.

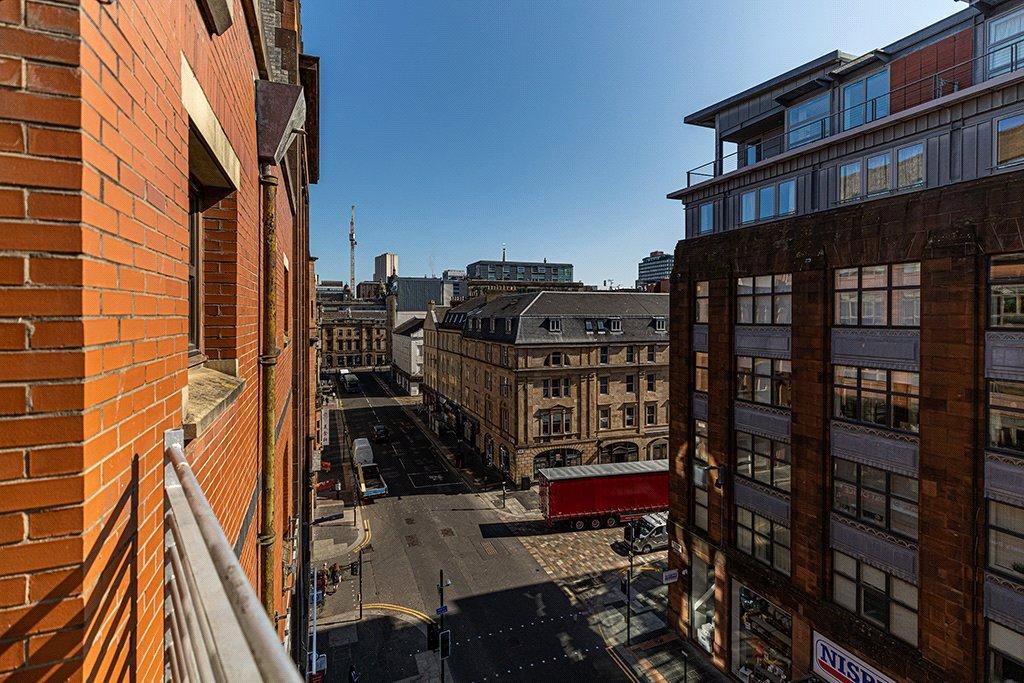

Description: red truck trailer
[538,459,669,530]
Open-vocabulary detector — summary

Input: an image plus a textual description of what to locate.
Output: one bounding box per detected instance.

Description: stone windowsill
[184,365,245,441]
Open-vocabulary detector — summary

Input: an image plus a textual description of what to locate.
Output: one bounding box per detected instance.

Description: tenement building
[0,0,318,679]
[422,292,670,486]
[666,3,1024,682]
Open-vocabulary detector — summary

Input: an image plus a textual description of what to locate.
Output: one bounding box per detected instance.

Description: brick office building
[422,292,670,486]
[667,3,1024,682]
[0,0,318,679]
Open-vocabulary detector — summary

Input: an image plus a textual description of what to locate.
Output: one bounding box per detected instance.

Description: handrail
[165,440,302,682]
[684,38,1024,188]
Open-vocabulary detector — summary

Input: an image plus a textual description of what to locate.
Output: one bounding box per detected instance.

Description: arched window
[599,442,639,464]
[648,439,669,460]
[533,448,582,475]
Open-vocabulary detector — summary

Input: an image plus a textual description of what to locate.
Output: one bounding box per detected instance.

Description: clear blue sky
[304,0,961,286]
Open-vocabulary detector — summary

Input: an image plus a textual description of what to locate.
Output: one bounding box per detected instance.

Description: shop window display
[690,554,716,653]
[732,583,792,683]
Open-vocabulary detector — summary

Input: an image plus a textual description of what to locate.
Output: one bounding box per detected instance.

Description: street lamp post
[626,546,634,646]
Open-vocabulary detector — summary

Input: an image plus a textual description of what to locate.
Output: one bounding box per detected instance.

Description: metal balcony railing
[164,432,302,682]
[684,39,1024,188]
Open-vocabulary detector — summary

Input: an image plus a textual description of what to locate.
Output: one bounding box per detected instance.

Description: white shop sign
[813,632,893,683]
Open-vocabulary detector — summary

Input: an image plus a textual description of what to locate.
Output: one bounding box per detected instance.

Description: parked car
[371,424,389,442]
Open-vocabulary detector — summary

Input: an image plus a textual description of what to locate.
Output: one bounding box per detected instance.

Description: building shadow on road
[478,519,586,538]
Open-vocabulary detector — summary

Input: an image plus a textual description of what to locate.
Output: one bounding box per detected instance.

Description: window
[547,351,565,366]
[542,377,571,398]
[833,459,919,539]
[998,114,1024,168]
[599,346,609,364]
[647,373,656,392]
[654,318,667,332]
[693,420,709,531]
[695,281,709,323]
[624,405,636,427]
[732,584,792,681]
[839,160,862,202]
[549,318,561,333]
[896,143,924,188]
[866,152,891,195]
[989,500,1024,582]
[596,319,607,333]
[737,274,792,325]
[989,7,1024,76]
[989,620,1024,682]
[599,376,609,395]
[989,380,1024,453]
[834,365,919,432]
[609,318,622,333]
[646,403,657,425]
[585,319,594,332]
[699,202,714,234]
[736,356,791,408]
[842,69,889,131]
[650,441,668,459]
[834,262,920,326]
[758,185,775,220]
[787,92,830,148]
[744,141,759,165]
[647,345,657,362]
[626,346,635,363]
[695,352,708,392]
[832,551,918,645]
[740,190,756,224]
[505,319,512,333]
[736,507,791,575]
[599,407,610,429]
[539,408,570,436]
[188,183,203,359]
[626,374,636,393]
[736,431,791,492]
[991,253,1024,328]
[690,555,716,654]
[778,179,796,215]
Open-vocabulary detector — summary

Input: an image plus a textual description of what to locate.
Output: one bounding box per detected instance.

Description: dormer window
[585,320,594,332]
[654,317,667,332]
[609,318,622,333]
[490,317,496,332]
[787,92,831,149]
[549,318,562,333]
[505,319,512,333]
[596,319,606,333]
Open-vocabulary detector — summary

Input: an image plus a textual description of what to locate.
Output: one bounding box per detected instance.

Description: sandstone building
[423,292,670,486]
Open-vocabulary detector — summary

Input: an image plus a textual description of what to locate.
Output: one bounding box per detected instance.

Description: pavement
[308,371,721,683]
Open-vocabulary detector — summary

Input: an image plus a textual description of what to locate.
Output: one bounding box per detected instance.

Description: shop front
[690,553,716,654]
[731,582,792,683]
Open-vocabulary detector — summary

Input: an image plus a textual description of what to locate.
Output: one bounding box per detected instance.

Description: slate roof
[437,296,488,330]
[393,317,424,336]
[322,308,386,324]
[457,291,669,345]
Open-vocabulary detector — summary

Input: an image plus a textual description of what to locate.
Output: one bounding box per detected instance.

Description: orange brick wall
[0,0,310,679]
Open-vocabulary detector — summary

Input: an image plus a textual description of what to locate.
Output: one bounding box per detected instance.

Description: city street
[314,372,639,682]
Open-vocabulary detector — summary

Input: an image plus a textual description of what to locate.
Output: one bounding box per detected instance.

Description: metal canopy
[255,80,306,165]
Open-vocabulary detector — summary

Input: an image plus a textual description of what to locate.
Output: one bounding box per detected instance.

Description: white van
[352,438,374,466]
[625,512,669,554]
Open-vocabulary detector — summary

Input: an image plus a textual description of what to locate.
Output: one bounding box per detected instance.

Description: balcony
[683,39,1024,188]
[163,431,302,682]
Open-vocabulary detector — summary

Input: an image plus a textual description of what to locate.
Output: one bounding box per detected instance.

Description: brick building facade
[667,3,1024,681]
[0,0,318,678]
[422,292,670,486]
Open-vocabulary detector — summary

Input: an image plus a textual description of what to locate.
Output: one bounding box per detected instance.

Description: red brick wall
[0,0,308,679]
[890,28,974,113]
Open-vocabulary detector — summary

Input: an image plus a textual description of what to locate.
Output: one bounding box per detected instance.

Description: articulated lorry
[538,459,668,530]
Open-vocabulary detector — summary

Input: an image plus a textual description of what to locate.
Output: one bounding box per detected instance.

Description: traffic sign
[436,605,448,615]
[661,569,679,585]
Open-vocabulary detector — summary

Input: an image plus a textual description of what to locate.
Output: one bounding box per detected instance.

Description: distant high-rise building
[374,252,399,282]
[636,250,674,288]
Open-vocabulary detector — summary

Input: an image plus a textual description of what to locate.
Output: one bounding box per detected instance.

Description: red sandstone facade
[668,4,1024,682]
[0,0,318,679]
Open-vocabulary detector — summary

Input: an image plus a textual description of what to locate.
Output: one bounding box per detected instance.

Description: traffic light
[350,561,359,576]
[439,629,451,660]
[427,622,440,651]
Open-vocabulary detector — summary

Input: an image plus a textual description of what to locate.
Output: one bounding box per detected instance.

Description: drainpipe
[259,162,279,620]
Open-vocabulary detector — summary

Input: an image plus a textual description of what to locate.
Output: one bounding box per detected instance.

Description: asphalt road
[334,372,626,683]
